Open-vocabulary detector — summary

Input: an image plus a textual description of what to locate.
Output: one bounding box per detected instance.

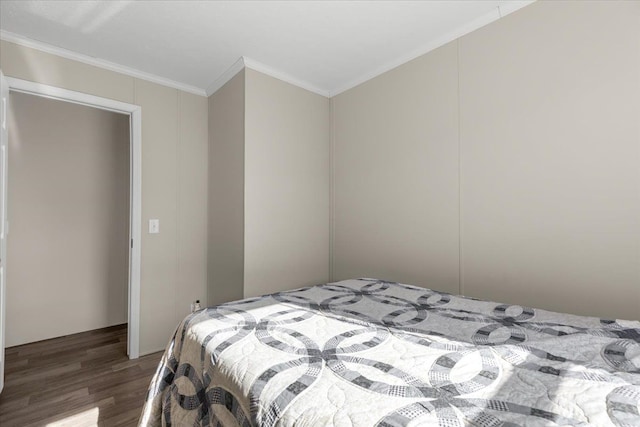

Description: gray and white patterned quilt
[139,279,640,426]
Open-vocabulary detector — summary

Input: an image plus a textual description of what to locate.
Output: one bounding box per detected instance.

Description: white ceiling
[0,1,534,97]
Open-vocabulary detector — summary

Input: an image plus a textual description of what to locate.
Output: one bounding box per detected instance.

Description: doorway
[1,77,141,367]
[10,91,130,346]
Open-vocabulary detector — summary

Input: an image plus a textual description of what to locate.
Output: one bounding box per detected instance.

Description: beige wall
[332,44,460,294]
[207,68,330,301]
[244,69,330,297]
[332,1,640,320]
[458,0,640,319]
[1,40,209,354]
[7,93,129,347]
[208,71,245,306]
[177,91,209,325]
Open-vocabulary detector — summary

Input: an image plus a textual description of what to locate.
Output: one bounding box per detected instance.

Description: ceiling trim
[242,57,330,98]
[205,56,246,96]
[2,1,534,100]
[0,30,208,97]
[206,56,331,98]
[328,0,535,96]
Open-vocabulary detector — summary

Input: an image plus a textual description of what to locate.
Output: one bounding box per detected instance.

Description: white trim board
[6,77,142,359]
[205,57,330,98]
[242,57,330,98]
[328,1,535,96]
[205,57,246,97]
[186,2,535,98]
[2,1,534,99]
[0,30,206,97]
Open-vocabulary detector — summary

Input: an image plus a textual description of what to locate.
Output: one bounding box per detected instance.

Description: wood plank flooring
[0,324,163,427]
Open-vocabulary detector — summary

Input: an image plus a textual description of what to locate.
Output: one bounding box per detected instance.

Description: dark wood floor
[0,324,163,427]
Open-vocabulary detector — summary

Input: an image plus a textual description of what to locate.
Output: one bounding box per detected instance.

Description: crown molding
[242,57,330,98]
[3,0,534,100]
[206,56,331,98]
[0,30,207,97]
[329,0,535,97]
[205,57,246,96]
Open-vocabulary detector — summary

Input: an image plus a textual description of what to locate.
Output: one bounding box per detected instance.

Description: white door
[0,70,9,393]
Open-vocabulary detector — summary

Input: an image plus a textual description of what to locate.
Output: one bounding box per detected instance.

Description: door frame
[1,70,9,393]
[6,77,142,359]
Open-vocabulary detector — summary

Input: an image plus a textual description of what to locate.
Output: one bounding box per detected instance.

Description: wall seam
[204,94,213,307]
[176,90,181,322]
[329,97,335,283]
[456,39,464,296]
[241,69,247,299]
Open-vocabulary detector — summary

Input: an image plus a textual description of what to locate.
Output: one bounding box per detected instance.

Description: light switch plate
[149,219,160,234]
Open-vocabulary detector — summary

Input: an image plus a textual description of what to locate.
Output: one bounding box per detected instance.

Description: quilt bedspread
[139,279,640,426]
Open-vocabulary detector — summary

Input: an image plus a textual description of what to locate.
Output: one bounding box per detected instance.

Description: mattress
[139,279,640,426]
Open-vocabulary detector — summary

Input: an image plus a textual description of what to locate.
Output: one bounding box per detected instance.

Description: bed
[139,278,640,426]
